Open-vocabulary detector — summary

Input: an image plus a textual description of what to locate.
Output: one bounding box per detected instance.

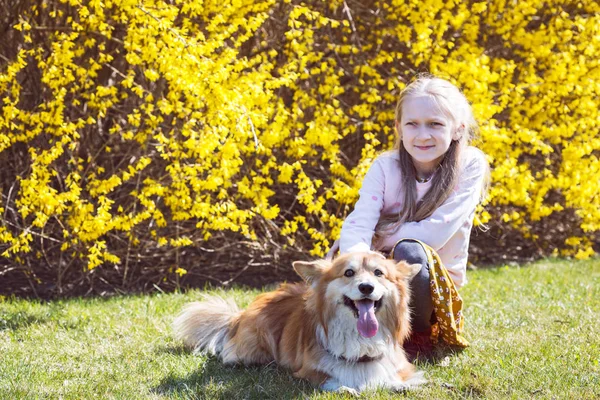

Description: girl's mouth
[415,145,435,150]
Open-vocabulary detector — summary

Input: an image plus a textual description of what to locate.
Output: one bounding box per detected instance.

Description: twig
[248,116,259,149]
[0,266,19,276]
[1,219,61,243]
[39,225,56,290]
[342,0,362,48]
[152,283,166,294]
[123,171,143,286]
[105,63,128,80]
[222,262,252,286]
[25,258,39,298]
[3,181,17,221]
[175,223,180,289]
[342,1,357,33]
[196,241,264,252]
[136,6,188,48]
[30,26,124,45]
[185,271,225,285]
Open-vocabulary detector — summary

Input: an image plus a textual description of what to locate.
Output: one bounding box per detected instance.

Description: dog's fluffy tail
[173,294,241,356]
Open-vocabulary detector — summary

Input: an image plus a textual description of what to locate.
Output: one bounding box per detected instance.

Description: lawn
[1,258,599,399]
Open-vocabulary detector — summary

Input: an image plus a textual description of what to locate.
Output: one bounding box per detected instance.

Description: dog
[173,252,426,393]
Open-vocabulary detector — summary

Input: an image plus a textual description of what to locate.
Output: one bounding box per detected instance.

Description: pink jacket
[339,147,488,288]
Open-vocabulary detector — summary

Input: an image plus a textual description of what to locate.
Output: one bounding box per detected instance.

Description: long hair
[372,76,484,249]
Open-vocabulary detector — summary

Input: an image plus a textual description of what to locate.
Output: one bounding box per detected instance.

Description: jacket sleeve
[380,150,487,251]
[339,157,386,253]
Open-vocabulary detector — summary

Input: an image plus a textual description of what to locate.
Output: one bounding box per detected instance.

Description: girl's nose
[416,126,432,139]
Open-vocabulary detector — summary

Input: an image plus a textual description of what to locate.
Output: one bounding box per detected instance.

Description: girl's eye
[344,269,355,278]
[374,269,384,277]
[430,121,443,127]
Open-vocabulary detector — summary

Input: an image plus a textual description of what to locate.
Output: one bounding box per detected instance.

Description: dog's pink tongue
[356,300,378,338]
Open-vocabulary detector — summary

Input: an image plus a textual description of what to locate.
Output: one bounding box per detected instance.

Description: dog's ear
[293,259,330,283]
[395,261,421,280]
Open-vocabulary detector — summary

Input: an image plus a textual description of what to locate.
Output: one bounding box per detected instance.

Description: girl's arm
[380,150,488,251]
[339,157,386,253]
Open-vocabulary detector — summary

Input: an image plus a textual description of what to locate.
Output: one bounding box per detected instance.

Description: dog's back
[174,283,313,366]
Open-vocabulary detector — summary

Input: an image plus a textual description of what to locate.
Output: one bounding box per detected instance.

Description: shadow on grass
[152,351,315,400]
[415,345,467,366]
[155,343,190,356]
[0,311,49,331]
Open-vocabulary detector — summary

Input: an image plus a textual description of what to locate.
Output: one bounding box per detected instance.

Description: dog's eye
[344,269,355,277]
[374,269,384,277]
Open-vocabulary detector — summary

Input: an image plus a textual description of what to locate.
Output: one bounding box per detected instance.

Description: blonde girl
[338,76,489,359]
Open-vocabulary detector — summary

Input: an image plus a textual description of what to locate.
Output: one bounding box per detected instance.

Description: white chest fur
[315,315,413,391]
[317,312,390,361]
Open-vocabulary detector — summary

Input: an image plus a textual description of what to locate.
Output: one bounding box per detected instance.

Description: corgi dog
[173,252,425,393]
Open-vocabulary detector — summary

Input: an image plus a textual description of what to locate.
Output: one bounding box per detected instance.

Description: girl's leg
[393,239,435,360]
[392,240,434,332]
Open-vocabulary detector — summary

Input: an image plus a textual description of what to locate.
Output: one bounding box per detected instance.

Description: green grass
[1,258,599,399]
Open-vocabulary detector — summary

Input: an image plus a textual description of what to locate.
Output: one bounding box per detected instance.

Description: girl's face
[399,95,459,177]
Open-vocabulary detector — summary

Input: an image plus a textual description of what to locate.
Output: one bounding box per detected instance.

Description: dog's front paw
[321,379,359,396]
[338,386,359,396]
[389,382,409,393]
[388,371,428,392]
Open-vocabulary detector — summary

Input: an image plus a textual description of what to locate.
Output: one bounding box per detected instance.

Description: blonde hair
[373,75,484,248]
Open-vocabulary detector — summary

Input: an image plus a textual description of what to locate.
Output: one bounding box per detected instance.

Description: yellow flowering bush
[0,0,598,295]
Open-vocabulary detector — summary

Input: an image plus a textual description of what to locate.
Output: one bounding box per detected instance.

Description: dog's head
[293,252,419,343]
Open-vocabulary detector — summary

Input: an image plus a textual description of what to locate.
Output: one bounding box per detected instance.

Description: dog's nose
[358,283,374,295]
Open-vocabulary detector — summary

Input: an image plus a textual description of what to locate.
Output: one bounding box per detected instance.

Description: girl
[337,76,489,359]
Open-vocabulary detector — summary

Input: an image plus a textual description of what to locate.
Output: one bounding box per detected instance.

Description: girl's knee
[393,240,428,265]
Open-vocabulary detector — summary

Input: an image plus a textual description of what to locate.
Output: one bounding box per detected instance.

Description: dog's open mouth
[343,296,382,338]
[343,296,382,317]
